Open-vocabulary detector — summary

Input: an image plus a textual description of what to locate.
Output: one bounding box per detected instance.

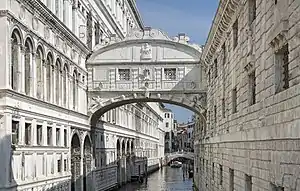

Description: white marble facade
[0,0,165,191]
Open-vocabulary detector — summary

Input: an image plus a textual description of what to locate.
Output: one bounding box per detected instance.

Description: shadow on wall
[0,135,17,191]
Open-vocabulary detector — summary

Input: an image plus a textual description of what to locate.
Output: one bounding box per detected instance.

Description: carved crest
[19,5,25,20]
[62,42,67,53]
[71,49,76,59]
[44,26,50,40]
[32,16,39,31]
[141,43,152,60]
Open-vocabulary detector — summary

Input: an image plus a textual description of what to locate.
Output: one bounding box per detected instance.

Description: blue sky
[136,0,218,123]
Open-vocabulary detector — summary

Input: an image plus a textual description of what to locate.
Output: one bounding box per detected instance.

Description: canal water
[117,166,193,191]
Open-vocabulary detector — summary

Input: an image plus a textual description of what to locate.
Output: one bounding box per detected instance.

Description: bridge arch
[166,152,195,164]
[87,28,207,126]
[89,92,206,126]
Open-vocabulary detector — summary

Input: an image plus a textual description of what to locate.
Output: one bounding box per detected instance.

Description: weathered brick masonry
[194,0,300,190]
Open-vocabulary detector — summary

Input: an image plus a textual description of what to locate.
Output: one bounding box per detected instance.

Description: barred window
[249,71,256,105]
[232,88,237,114]
[233,20,238,49]
[57,159,61,173]
[245,174,252,191]
[64,159,67,171]
[164,68,176,80]
[275,44,289,93]
[119,69,131,81]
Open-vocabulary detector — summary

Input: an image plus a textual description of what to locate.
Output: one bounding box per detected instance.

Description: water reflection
[117,167,193,191]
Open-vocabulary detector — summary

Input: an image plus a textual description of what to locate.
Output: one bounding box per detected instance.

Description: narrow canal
[117,166,193,191]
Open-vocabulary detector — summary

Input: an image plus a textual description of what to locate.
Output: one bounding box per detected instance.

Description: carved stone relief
[19,5,25,20]
[71,49,76,59]
[55,35,60,47]
[44,26,50,40]
[32,16,39,31]
[140,43,152,60]
[63,42,67,53]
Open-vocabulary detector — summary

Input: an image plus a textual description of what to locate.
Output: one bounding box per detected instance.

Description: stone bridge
[86,28,207,126]
[165,152,194,163]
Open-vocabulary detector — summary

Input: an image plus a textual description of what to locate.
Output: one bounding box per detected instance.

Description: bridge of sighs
[87,28,207,126]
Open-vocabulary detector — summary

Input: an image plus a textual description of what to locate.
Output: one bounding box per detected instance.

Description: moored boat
[170,161,182,168]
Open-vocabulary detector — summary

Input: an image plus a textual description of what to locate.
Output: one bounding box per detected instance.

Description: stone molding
[21,0,90,55]
[201,0,240,66]
[267,18,289,52]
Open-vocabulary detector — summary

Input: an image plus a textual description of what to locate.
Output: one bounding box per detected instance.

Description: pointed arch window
[36,46,44,99]
[63,65,68,107]
[11,30,22,91]
[72,71,78,110]
[55,59,61,105]
[24,38,33,96]
[46,53,53,102]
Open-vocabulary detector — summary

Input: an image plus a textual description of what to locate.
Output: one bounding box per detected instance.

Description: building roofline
[128,0,144,29]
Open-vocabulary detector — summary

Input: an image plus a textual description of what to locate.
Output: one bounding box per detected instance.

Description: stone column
[50,66,54,103]
[72,0,78,35]
[80,135,84,191]
[19,117,25,146]
[68,0,72,29]
[69,74,72,110]
[42,121,47,146]
[42,60,46,101]
[60,71,63,106]
[19,44,25,94]
[52,123,56,146]
[31,52,37,98]
[67,74,70,109]
[32,119,37,146]
[53,66,57,105]
[60,125,64,146]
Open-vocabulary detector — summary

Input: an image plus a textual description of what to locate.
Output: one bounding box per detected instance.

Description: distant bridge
[165,151,194,163]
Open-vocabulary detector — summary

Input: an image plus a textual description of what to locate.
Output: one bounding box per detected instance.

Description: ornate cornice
[0,89,89,126]
[127,0,144,30]
[23,0,90,55]
[201,0,239,66]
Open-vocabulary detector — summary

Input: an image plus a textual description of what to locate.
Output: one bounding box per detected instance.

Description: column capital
[18,43,25,53]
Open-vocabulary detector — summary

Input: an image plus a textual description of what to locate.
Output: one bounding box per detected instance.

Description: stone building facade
[195,0,300,190]
[92,102,165,190]
[0,0,167,191]
[162,107,175,153]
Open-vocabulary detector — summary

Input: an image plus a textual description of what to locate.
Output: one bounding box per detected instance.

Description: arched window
[72,70,78,110]
[36,46,44,99]
[11,29,22,91]
[24,38,33,96]
[46,53,53,102]
[62,64,68,107]
[55,59,61,105]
